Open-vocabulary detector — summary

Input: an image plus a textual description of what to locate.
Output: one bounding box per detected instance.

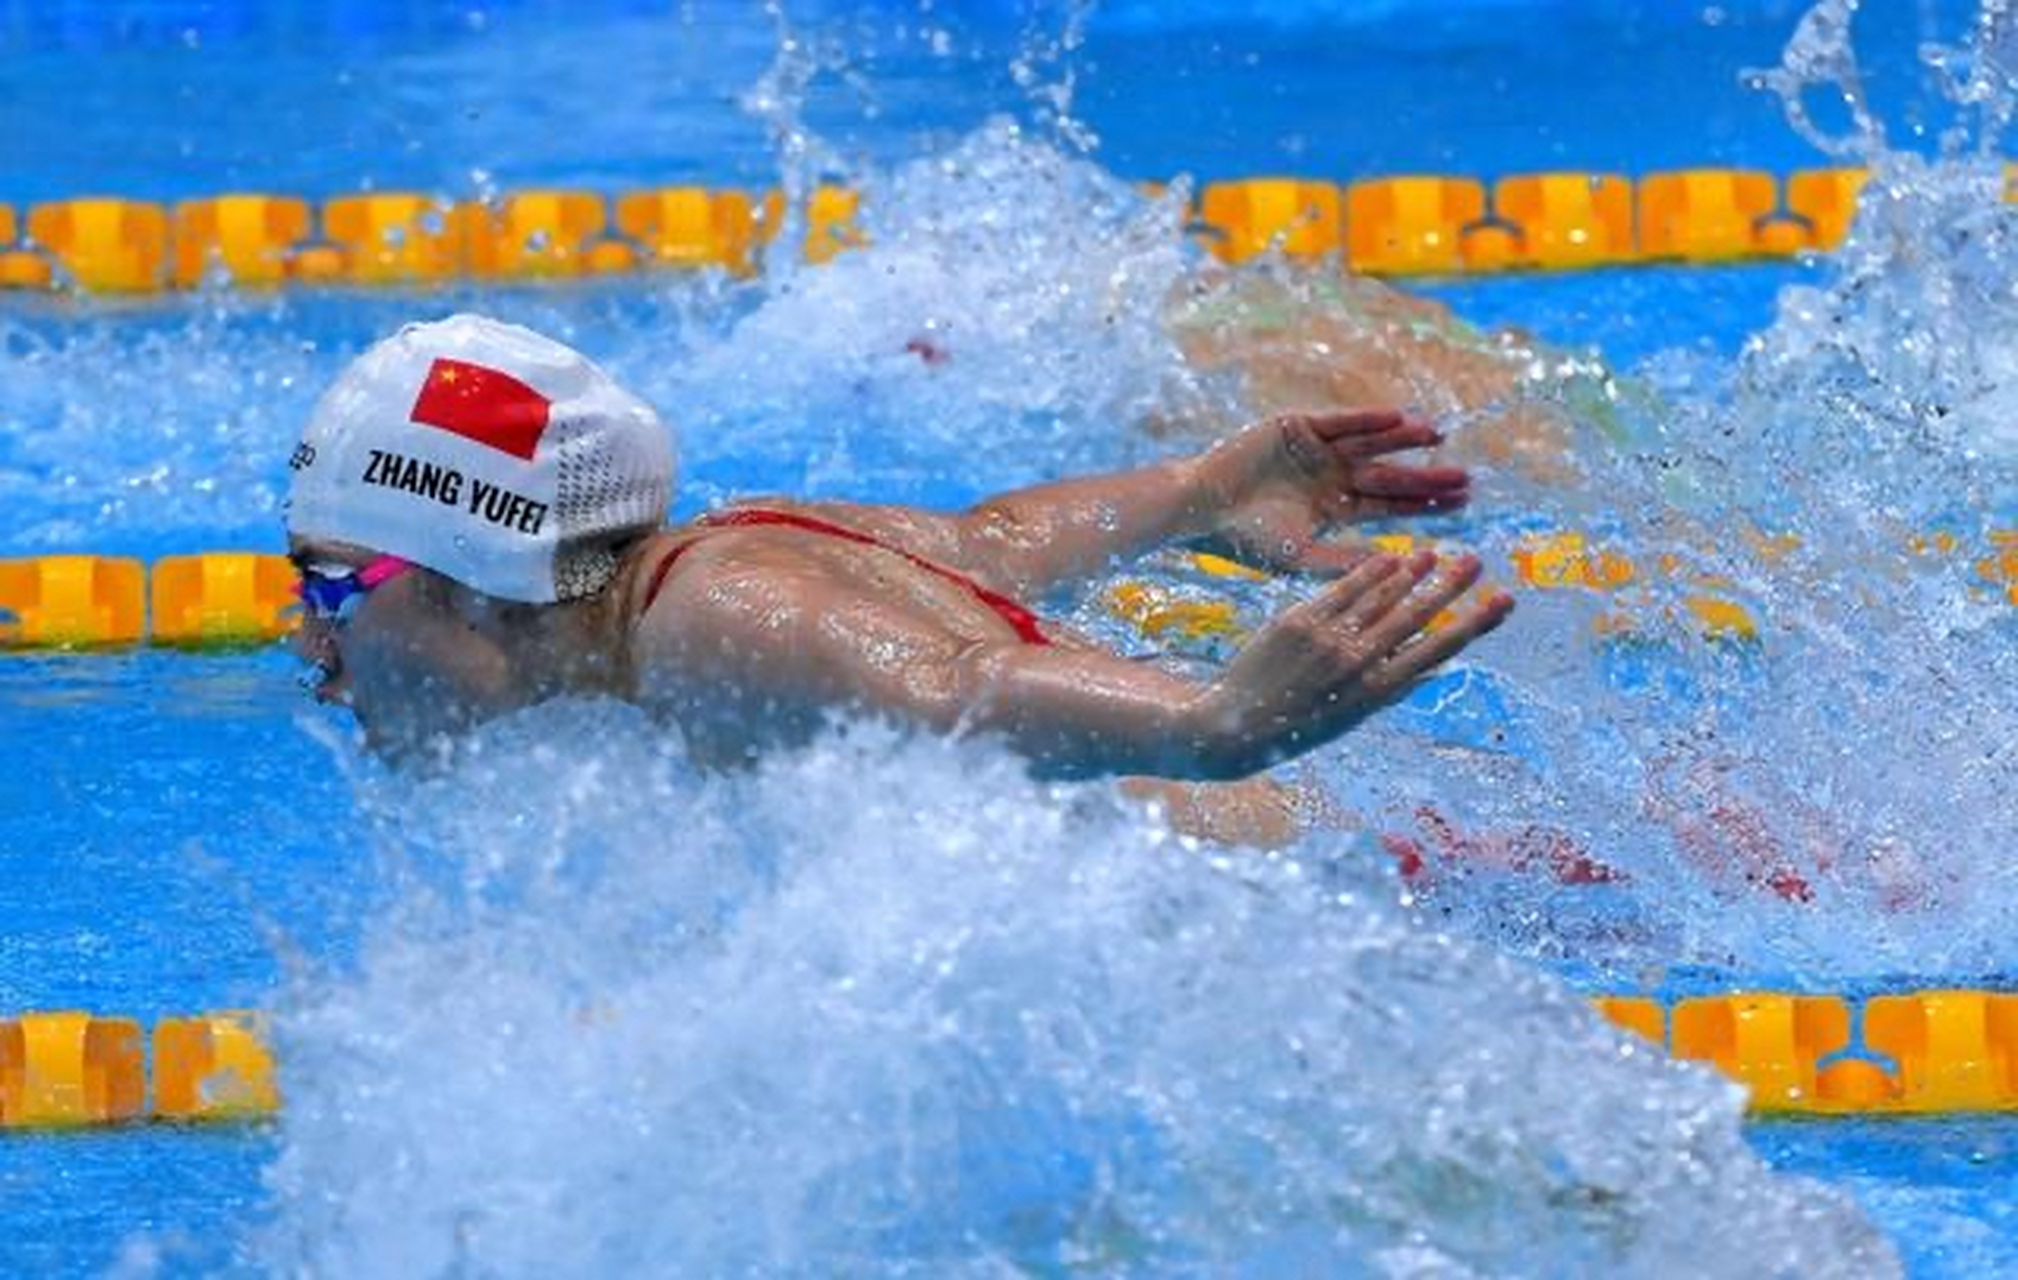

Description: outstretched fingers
[1296,408,1443,458]
[1335,550,1436,629]
[1373,588,1515,689]
[1360,553,1485,650]
[1298,407,1429,440]
[1323,461,1472,521]
[1350,462,1470,499]
[1305,553,1406,617]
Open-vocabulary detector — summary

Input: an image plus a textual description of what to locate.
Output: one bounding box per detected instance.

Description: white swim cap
[286,314,674,603]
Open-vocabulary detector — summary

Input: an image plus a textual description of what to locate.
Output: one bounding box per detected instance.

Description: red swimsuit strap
[638,507,1051,646]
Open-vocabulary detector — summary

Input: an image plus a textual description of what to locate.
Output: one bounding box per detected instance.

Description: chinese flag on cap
[410,358,552,461]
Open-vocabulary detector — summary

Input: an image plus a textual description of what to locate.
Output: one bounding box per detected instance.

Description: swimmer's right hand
[1188,550,1513,773]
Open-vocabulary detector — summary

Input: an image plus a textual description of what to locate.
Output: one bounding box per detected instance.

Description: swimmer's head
[285,314,674,603]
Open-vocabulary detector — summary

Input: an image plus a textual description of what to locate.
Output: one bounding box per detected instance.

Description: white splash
[252,707,1895,1275]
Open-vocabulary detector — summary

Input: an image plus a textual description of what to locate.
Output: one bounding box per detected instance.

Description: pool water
[4,0,2018,1274]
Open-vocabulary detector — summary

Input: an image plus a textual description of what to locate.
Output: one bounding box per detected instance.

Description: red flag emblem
[410,358,552,461]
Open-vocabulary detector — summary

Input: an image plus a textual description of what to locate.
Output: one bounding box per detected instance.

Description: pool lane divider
[1596,990,2018,1116]
[3,993,2014,1129]
[5,532,2016,650]
[0,541,1742,650]
[1,1011,277,1128]
[0,166,1983,294]
[0,553,297,649]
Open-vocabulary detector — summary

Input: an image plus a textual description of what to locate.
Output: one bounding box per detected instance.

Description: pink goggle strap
[354,555,414,588]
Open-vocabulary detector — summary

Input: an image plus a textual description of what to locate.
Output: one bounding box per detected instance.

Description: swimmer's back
[619,501,1056,656]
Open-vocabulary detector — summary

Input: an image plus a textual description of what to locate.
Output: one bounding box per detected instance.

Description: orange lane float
[320,192,464,284]
[1637,169,1794,263]
[1197,178,1342,263]
[1492,172,1635,270]
[1345,176,1488,276]
[0,556,146,648]
[1594,990,2018,1114]
[171,194,313,288]
[615,186,776,275]
[27,198,171,292]
[458,189,613,280]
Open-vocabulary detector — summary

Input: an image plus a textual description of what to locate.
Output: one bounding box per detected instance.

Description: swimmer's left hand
[1201,408,1471,575]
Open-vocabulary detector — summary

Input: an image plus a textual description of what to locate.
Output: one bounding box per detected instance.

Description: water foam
[1190,0,2018,982]
[253,709,1893,1275]
[659,117,1206,507]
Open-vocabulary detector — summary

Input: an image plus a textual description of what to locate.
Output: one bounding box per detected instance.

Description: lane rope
[13,533,2010,652]
[8,991,2017,1130]
[0,167,1912,295]
[0,1010,276,1128]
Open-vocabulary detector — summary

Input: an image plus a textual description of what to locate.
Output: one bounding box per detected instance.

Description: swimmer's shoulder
[615,525,716,633]
[614,503,824,632]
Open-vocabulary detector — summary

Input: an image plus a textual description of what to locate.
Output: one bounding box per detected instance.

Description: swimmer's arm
[955,552,1509,780]
[951,408,1468,593]
[632,567,1224,776]
[636,551,1509,781]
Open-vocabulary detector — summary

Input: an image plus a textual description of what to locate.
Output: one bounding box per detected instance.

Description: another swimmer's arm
[953,408,1468,592]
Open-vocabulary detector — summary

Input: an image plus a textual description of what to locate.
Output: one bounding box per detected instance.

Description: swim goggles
[294,555,414,625]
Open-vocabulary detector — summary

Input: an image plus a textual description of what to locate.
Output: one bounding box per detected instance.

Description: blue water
[0,0,1989,201]
[2,0,2015,1274]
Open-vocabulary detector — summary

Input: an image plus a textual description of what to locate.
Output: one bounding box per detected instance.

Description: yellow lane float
[1786,167,1869,251]
[458,189,612,280]
[1596,990,2018,1115]
[1198,178,1342,263]
[803,184,867,264]
[171,195,312,288]
[0,1011,277,1129]
[0,1012,146,1128]
[0,203,53,288]
[320,192,464,284]
[149,553,299,646]
[1637,169,1793,263]
[1493,172,1635,270]
[1105,580,1243,644]
[0,555,146,648]
[616,186,776,275]
[153,1013,281,1121]
[1345,176,1487,276]
[0,166,1971,293]
[27,198,170,292]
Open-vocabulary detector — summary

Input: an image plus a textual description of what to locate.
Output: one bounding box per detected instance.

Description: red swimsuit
[639,508,1052,646]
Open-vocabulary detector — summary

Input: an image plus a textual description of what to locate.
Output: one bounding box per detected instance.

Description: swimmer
[286,314,1512,787]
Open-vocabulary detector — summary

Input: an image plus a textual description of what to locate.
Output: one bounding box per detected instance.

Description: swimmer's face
[288,537,512,753]
[288,538,395,708]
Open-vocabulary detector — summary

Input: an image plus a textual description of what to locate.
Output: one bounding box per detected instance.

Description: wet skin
[291,408,1514,782]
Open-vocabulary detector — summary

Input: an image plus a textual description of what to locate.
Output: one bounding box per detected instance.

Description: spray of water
[1076,0,2018,986]
[251,708,1894,1275]
[31,2,2018,1265]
